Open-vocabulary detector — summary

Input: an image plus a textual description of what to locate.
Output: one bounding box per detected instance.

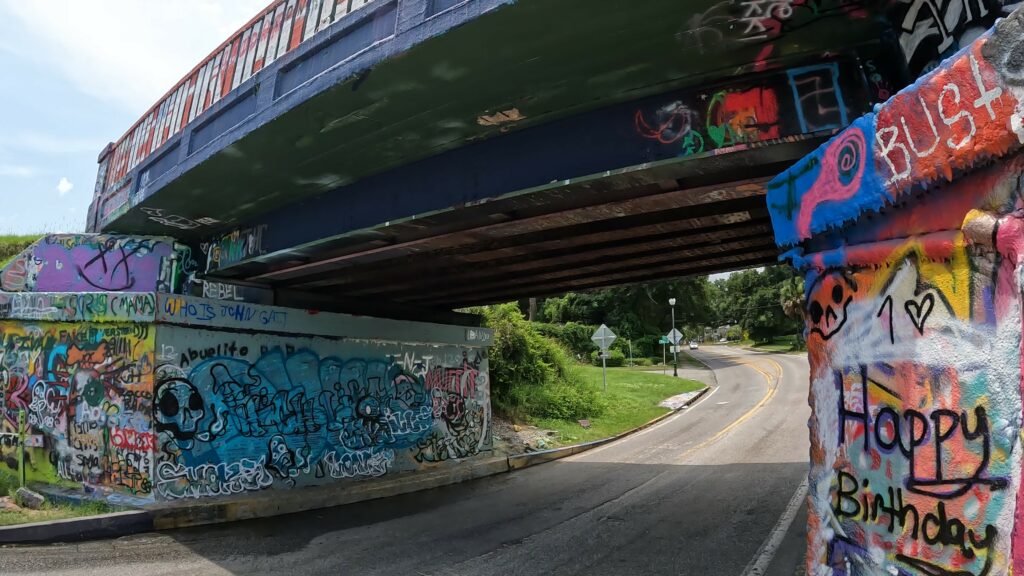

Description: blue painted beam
[205,58,874,273]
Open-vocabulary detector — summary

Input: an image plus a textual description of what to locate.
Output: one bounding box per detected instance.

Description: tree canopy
[531,265,803,348]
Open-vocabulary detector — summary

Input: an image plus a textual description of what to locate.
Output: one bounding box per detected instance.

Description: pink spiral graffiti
[796,128,866,240]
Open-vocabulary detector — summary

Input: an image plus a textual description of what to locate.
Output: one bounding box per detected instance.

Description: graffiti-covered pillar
[767,9,1024,575]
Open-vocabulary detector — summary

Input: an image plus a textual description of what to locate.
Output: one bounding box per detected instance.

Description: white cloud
[56,176,73,196]
[1,1,268,114]
[0,164,35,177]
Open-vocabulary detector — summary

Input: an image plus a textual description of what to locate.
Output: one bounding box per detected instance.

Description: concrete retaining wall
[0,290,492,505]
[153,323,490,500]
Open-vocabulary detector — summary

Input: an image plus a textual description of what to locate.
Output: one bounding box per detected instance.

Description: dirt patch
[491,417,559,455]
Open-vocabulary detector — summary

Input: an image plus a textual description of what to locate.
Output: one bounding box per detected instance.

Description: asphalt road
[0,347,811,576]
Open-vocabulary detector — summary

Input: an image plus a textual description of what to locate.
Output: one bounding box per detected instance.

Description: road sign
[591,324,617,350]
[666,328,683,345]
[658,336,670,345]
[591,324,617,393]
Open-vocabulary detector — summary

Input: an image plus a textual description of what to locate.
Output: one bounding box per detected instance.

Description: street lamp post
[669,297,678,377]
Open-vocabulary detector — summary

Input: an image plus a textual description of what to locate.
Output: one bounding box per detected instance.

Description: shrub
[532,322,562,339]
[0,470,17,497]
[590,348,625,367]
[560,322,596,357]
[532,321,597,358]
[482,304,605,421]
[534,368,606,420]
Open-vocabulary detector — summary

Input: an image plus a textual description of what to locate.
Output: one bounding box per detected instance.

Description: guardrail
[98,0,376,199]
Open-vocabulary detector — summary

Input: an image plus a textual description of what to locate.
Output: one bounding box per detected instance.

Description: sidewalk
[653,365,716,387]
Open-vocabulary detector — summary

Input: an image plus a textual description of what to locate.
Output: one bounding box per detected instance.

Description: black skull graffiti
[807,272,857,341]
[155,377,205,447]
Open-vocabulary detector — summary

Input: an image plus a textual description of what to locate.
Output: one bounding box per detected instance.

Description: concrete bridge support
[768,11,1024,575]
[0,235,492,507]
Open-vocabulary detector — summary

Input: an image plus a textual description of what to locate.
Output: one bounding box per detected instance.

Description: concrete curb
[0,510,153,545]
[151,454,511,530]
[0,385,712,543]
[506,385,710,471]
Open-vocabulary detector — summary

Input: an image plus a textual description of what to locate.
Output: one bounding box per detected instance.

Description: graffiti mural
[766,16,1024,248]
[765,9,1024,575]
[153,327,490,500]
[0,234,198,295]
[0,320,156,497]
[634,60,863,158]
[893,0,1016,76]
[677,0,869,59]
[799,231,1022,576]
[203,225,267,273]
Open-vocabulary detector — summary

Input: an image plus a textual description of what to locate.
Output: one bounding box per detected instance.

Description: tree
[777,274,807,347]
[707,266,801,342]
[529,266,801,348]
[533,277,713,357]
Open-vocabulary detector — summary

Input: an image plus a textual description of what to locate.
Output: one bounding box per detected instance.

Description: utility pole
[669,298,678,377]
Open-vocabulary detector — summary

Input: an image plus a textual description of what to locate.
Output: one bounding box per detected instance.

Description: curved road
[1,347,810,576]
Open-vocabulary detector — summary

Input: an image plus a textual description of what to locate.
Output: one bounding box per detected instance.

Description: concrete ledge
[0,510,153,545]
[151,454,510,530]
[507,438,611,470]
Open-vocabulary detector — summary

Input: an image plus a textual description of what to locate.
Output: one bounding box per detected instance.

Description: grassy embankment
[0,471,116,526]
[533,365,705,447]
[0,234,42,267]
[620,349,705,370]
[726,334,805,353]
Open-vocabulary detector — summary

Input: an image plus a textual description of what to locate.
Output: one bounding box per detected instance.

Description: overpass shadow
[146,460,809,576]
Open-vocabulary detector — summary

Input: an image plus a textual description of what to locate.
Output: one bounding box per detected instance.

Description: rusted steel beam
[416,253,779,308]
[343,235,774,298]
[406,246,779,305]
[294,219,773,291]
[250,180,768,282]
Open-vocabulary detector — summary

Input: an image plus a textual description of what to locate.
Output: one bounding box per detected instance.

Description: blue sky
[0,1,266,234]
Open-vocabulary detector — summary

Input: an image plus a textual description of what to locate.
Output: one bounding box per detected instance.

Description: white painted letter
[971,53,1003,120]
[876,125,912,184]
[938,83,975,150]
[900,97,940,157]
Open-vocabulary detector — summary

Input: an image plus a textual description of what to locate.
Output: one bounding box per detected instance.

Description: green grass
[0,234,42,267]
[0,500,115,527]
[0,470,116,526]
[625,349,704,370]
[726,334,805,353]
[532,365,704,446]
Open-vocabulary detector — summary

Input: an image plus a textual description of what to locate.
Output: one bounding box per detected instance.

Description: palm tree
[779,275,806,345]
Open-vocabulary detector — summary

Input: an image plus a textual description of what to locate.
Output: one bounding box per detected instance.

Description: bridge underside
[214,137,822,309]
[90,0,997,314]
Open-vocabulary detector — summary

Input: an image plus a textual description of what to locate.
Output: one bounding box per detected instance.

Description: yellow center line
[674,353,784,462]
